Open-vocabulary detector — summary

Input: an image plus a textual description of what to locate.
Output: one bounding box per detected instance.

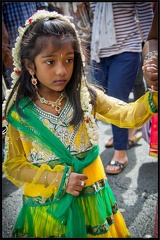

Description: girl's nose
[55,62,66,76]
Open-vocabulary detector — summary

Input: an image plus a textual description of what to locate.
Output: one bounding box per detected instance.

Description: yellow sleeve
[95,88,158,128]
[2,124,71,198]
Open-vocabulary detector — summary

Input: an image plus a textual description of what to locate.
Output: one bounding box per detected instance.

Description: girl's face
[34,40,74,93]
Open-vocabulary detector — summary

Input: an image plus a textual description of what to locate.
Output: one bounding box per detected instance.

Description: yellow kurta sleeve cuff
[144,91,158,114]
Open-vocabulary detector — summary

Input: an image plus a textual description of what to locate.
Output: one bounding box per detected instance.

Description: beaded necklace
[36,91,65,116]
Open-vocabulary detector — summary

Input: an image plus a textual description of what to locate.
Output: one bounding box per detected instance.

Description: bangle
[44,171,49,188]
[143,50,158,64]
[148,91,158,113]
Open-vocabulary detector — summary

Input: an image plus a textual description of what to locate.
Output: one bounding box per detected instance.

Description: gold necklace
[36,91,65,116]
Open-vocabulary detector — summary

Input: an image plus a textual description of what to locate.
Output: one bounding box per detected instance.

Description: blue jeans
[91,52,141,150]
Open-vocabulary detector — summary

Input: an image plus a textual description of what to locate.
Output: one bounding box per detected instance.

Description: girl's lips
[54,80,66,85]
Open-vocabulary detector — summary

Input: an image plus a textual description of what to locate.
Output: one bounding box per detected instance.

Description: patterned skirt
[12,156,131,238]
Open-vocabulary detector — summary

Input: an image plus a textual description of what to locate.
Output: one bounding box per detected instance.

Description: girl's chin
[40,86,66,93]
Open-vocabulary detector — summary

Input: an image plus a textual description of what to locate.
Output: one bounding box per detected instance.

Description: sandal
[128,131,142,149]
[105,131,142,149]
[105,137,114,148]
[106,160,128,175]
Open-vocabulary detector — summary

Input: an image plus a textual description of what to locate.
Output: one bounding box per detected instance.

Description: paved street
[2,116,158,238]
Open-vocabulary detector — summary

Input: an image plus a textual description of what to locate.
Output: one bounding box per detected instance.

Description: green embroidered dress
[3,88,157,238]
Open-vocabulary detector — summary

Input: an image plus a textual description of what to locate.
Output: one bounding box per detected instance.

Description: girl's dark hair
[5,17,97,126]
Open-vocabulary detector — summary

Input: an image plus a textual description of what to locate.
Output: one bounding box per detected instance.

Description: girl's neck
[37,88,64,102]
[34,90,66,116]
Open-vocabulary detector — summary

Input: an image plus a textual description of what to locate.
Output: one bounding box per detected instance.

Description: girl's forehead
[36,35,75,53]
[39,38,74,55]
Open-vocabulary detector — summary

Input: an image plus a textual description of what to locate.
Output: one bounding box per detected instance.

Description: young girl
[2,10,158,238]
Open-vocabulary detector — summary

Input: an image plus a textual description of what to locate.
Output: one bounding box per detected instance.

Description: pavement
[2,93,158,238]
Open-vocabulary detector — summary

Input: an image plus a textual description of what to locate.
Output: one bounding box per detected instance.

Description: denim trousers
[91,52,141,150]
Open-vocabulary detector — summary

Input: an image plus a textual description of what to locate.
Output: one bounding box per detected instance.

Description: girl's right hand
[142,54,158,91]
[142,54,158,73]
[66,172,88,196]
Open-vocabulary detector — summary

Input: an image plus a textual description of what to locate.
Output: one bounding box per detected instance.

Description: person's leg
[109,52,141,148]
[105,53,144,147]
[106,52,141,174]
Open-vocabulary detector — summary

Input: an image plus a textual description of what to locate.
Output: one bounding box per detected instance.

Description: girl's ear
[24,60,35,74]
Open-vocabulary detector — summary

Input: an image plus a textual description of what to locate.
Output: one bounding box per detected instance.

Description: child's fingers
[142,65,158,73]
[143,56,158,66]
[79,174,88,180]
[66,172,88,196]
[145,66,158,73]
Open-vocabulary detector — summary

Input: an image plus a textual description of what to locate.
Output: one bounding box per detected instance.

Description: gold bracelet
[44,171,49,188]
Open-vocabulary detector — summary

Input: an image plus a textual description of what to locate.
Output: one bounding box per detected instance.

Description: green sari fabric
[7,97,99,237]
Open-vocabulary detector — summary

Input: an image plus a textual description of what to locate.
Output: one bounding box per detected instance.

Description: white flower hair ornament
[2,10,99,146]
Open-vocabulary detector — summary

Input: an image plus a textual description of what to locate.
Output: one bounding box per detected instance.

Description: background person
[89,2,154,174]
[2,2,48,88]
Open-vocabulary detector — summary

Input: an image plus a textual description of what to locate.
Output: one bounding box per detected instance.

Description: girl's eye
[66,58,74,63]
[46,60,54,65]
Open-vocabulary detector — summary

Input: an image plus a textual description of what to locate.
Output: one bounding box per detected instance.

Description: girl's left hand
[66,172,88,196]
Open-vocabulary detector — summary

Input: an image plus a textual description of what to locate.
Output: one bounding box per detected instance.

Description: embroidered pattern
[21,100,93,164]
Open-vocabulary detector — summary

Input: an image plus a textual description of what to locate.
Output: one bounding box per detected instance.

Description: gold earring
[31,73,38,90]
